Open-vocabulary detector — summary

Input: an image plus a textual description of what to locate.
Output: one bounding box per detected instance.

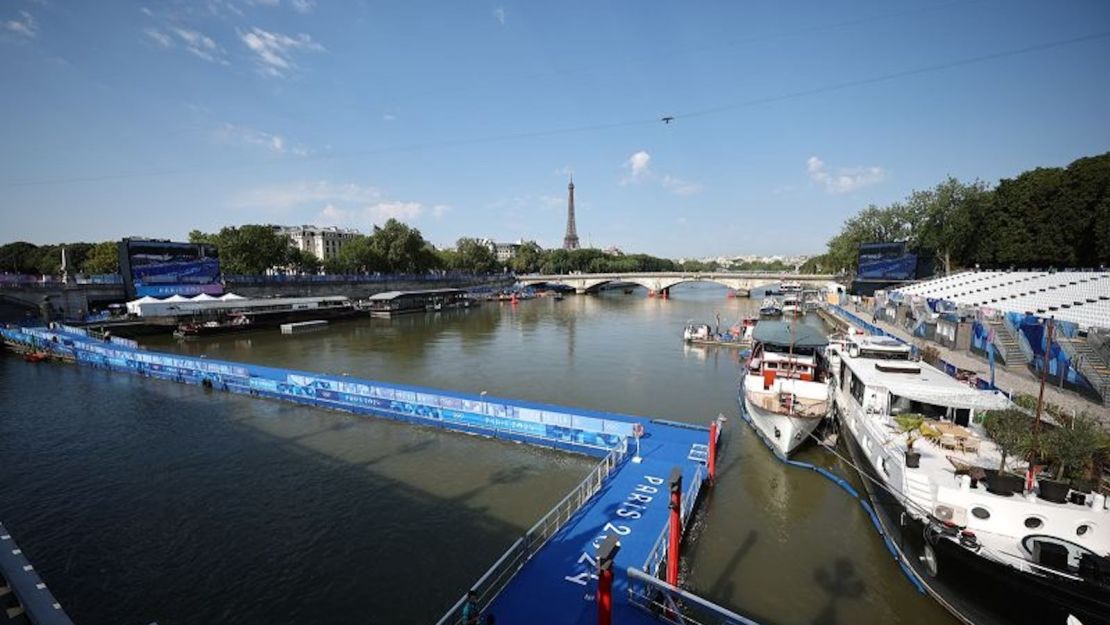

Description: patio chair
[939,434,959,450]
[960,437,981,454]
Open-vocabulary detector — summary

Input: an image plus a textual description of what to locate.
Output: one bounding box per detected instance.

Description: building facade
[276,225,361,261]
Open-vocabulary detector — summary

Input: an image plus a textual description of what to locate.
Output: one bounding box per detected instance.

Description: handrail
[626,566,764,625]
[641,463,705,577]
[1002,314,1035,364]
[435,438,628,625]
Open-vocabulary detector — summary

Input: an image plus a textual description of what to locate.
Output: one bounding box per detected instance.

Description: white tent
[192,293,218,301]
[125,295,159,315]
[164,294,190,302]
[220,293,246,300]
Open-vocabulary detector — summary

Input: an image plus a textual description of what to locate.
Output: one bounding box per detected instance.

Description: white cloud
[626,150,651,179]
[235,181,435,227]
[236,181,380,211]
[316,201,424,226]
[661,175,703,196]
[170,26,228,64]
[554,166,573,177]
[238,26,324,77]
[214,123,307,155]
[144,27,173,48]
[620,150,703,195]
[4,11,38,38]
[382,113,396,122]
[492,6,506,25]
[806,156,886,194]
[291,0,316,14]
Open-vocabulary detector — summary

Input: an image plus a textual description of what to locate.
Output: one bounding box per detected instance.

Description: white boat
[780,280,802,293]
[781,294,803,317]
[759,297,783,316]
[739,321,831,457]
[683,323,712,342]
[830,333,1110,625]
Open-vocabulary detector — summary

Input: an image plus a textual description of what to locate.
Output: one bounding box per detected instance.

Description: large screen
[858,242,917,280]
[119,240,223,298]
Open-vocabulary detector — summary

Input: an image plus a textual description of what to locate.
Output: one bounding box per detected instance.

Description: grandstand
[894,270,1110,331]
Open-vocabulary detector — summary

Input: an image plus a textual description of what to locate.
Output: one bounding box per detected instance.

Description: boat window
[849,373,865,405]
[971,507,991,520]
[1077,524,1092,537]
[889,394,947,419]
[858,348,910,361]
[1024,517,1044,530]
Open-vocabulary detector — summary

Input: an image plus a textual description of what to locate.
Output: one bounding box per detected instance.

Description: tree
[903,177,988,275]
[200,225,291,275]
[982,409,1033,471]
[285,246,322,274]
[451,238,500,274]
[82,241,120,274]
[0,242,41,274]
[336,235,382,274]
[509,241,544,274]
[368,219,440,273]
[1043,415,1109,481]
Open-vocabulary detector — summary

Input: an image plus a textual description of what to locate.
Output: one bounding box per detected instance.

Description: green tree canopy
[822,152,1110,274]
[81,241,120,274]
[448,238,501,274]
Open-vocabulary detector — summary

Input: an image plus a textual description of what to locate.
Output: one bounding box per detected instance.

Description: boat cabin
[747,321,828,385]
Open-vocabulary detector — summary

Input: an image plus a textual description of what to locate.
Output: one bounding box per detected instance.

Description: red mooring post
[708,420,718,482]
[597,534,620,625]
[667,466,683,586]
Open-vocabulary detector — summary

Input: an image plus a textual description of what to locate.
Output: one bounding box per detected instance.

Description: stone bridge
[518,272,844,296]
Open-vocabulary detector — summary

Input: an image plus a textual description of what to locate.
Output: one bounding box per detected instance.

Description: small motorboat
[781,294,803,317]
[759,297,783,316]
[174,315,253,338]
[22,351,48,363]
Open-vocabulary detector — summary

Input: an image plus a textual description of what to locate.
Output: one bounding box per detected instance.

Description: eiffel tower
[563,176,580,250]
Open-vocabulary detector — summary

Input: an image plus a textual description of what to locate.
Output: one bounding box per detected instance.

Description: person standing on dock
[462,590,480,625]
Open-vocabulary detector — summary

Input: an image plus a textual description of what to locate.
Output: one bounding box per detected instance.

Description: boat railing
[434,438,629,625]
[626,566,763,625]
[641,463,705,577]
[744,390,829,418]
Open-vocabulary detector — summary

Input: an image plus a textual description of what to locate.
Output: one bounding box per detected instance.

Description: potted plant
[1041,415,1107,503]
[894,413,925,468]
[981,409,1032,495]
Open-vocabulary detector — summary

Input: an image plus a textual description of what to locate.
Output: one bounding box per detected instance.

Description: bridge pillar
[647,290,656,298]
[660,288,669,300]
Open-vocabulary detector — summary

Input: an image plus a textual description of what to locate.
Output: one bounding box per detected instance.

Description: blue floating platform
[2,324,716,625]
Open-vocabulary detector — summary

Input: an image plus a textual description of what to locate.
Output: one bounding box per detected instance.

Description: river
[0,282,955,625]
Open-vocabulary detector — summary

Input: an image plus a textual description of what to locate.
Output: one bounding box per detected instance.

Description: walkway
[485,424,708,625]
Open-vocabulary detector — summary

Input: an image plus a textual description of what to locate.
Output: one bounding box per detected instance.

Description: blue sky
[2,0,1109,257]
